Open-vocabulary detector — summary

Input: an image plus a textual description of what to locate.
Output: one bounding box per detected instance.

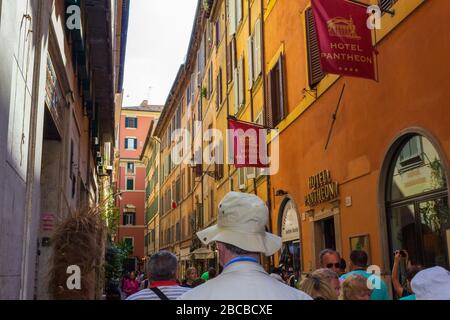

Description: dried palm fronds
[48,202,108,300]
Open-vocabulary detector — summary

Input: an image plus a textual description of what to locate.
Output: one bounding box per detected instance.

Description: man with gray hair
[127,251,190,300]
[179,192,311,300]
[319,249,342,274]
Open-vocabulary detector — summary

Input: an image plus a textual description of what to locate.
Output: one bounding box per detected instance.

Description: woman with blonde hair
[298,274,338,300]
[342,274,372,300]
[311,268,341,298]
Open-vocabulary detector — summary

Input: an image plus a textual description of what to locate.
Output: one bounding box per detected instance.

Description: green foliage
[104,240,133,288]
[201,86,208,98]
[100,187,120,238]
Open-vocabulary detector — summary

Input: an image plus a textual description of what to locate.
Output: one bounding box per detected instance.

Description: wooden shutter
[238,56,245,108]
[305,8,325,88]
[265,71,274,128]
[125,138,128,149]
[226,41,232,83]
[277,56,286,121]
[254,18,262,77]
[379,0,395,12]
[248,36,254,89]
[233,67,239,114]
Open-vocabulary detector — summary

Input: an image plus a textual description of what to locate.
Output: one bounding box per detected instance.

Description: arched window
[386,134,449,268]
[279,200,302,272]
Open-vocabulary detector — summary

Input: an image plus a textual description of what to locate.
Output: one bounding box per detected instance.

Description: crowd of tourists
[106,192,450,301]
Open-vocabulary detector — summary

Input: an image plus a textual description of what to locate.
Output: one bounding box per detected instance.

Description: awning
[191,248,215,260]
[180,247,191,261]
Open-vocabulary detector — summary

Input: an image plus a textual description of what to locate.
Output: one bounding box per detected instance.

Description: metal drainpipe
[224,0,231,191]
[260,0,275,270]
[21,0,43,300]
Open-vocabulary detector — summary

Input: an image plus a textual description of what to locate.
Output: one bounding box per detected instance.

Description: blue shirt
[400,294,416,300]
[340,270,390,300]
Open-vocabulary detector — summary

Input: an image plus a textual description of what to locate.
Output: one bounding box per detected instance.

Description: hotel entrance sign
[305,170,339,207]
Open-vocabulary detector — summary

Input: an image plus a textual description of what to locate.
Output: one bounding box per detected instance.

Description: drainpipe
[260,0,275,271]
[21,0,45,300]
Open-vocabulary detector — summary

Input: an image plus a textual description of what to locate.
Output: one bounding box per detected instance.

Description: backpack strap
[149,287,169,300]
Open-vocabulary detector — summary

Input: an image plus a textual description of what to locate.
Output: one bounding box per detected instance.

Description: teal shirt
[340,270,390,300]
[400,294,416,300]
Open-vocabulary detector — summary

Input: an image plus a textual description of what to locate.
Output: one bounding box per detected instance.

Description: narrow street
[0,0,449,304]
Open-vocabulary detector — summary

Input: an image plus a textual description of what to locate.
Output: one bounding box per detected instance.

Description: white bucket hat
[411,266,450,300]
[196,192,282,256]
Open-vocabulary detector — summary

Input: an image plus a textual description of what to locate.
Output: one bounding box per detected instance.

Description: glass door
[388,196,449,268]
[418,197,450,267]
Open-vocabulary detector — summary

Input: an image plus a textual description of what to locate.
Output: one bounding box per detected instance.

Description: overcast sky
[122,0,198,107]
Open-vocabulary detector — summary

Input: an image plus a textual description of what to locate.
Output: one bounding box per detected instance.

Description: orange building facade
[117,102,162,271]
[264,0,450,289]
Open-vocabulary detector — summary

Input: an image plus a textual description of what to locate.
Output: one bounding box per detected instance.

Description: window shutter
[254,18,262,77]
[265,71,274,128]
[238,56,245,108]
[228,0,236,36]
[216,71,220,110]
[248,36,254,89]
[125,138,128,149]
[277,56,286,121]
[134,139,138,149]
[379,0,396,12]
[233,68,239,114]
[305,8,325,88]
[236,0,243,25]
[135,118,138,128]
[226,41,232,83]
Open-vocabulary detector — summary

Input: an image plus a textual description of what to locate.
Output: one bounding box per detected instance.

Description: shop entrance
[279,199,302,272]
[315,217,336,252]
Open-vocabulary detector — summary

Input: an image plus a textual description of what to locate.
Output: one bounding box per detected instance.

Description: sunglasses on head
[326,263,340,269]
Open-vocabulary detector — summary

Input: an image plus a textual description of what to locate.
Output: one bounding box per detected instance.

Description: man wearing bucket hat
[179,192,312,300]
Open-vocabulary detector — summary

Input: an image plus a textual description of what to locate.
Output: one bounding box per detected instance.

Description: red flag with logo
[311,0,376,80]
[228,118,269,168]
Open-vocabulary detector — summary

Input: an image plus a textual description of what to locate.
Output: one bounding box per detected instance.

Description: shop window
[386,134,449,269]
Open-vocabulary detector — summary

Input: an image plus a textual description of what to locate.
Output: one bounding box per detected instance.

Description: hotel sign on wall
[305,170,339,207]
[312,0,376,80]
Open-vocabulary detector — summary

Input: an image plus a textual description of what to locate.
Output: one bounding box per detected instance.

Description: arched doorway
[385,134,450,268]
[278,199,302,272]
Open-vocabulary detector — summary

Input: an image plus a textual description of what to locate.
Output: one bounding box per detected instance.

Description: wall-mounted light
[275,189,288,197]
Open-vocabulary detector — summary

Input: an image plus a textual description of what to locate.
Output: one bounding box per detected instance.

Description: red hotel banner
[228,118,269,168]
[311,0,376,80]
